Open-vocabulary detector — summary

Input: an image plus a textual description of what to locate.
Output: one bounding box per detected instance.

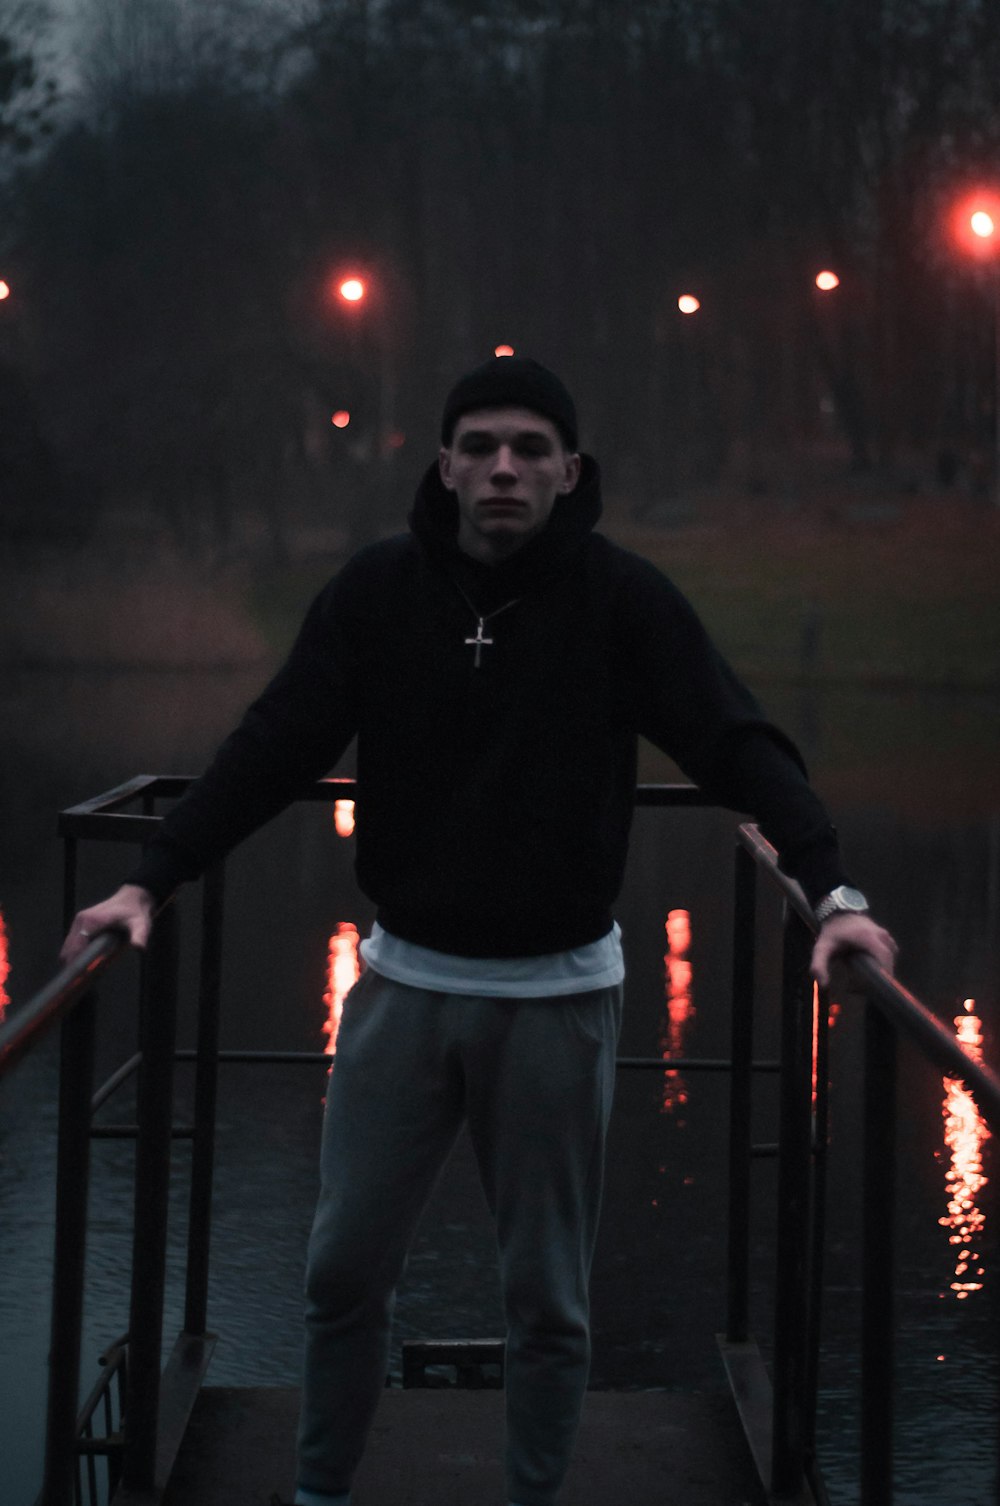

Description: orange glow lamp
[951,191,1000,259]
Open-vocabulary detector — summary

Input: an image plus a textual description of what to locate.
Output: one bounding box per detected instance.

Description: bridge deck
[159,1384,768,1506]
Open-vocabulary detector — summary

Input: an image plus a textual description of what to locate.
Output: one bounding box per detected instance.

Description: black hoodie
[129,457,850,956]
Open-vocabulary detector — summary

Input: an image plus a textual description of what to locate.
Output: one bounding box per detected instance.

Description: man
[63,357,897,1506]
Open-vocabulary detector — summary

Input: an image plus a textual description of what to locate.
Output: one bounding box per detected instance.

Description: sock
[294,1491,351,1506]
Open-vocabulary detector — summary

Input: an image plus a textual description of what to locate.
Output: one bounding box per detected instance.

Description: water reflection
[333,799,356,838]
[660,908,694,1119]
[0,905,9,1022]
[809,984,842,1105]
[323,922,361,1058]
[938,999,991,1300]
[810,983,820,1107]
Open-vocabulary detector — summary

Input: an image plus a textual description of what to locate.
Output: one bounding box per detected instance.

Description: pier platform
[160,1384,768,1505]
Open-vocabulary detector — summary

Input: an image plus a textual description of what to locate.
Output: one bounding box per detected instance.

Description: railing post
[121,902,180,1494]
[861,999,896,1506]
[184,863,225,1336]
[770,908,815,1498]
[38,990,98,1506]
[726,841,757,1342]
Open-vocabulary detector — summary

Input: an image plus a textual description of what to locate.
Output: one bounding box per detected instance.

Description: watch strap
[815,886,869,924]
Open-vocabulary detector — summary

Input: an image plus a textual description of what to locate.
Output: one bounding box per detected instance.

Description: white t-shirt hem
[359,921,625,998]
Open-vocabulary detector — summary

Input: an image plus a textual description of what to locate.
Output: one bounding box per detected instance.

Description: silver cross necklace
[455,585,521,668]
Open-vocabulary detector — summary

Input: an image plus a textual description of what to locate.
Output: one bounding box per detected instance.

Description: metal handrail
[2,775,712,1081]
[729,819,1000,1506]
[0,928,128,1080]
[737,822,1000,1122]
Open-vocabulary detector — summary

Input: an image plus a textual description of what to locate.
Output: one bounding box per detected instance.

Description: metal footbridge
[3,777,998,1506]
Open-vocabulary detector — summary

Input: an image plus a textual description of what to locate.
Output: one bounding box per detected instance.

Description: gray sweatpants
[297,969,623,1506]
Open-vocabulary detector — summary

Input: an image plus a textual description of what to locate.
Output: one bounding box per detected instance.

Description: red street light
[678,294,700,314]
[0,280,10,300]
[815,270,840,291]
[329,265,397,459]
[494,344,515,357]
[950,192,1000,260]
[952,190,1000,507]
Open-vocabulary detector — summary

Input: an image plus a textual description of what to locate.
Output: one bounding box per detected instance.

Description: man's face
[439,406,581,564]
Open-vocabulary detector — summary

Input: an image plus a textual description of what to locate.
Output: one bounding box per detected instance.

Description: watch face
[834,886,869,912]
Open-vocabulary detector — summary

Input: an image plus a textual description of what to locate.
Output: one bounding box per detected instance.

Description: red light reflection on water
[333,799,356,838]
[938,999,991,1299]
[811,981,820,1105]
[660,908,694,1117]
[811,984,843,1105]
[0,905,10,1022]
[323,923,361,1058]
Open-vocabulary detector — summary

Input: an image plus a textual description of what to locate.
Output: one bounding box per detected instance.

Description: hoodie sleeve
[126,573,362,903]
[616,552,851,906]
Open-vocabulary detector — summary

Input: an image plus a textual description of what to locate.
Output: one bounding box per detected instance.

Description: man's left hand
[811,912,898,987]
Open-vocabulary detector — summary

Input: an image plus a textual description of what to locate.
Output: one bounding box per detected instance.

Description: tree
[0,1,57,160]
[15,0,309,555]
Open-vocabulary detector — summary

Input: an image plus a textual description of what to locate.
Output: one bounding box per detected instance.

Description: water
[1,664,998,1505]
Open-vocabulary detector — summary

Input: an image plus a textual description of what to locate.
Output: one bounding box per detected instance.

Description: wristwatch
[814,885,870,924]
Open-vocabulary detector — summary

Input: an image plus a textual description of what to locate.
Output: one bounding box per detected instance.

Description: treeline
[2,0,1000,552]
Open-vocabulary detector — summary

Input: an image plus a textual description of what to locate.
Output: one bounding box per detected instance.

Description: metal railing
[722,824,1000,1506]
[1,774,997,1506]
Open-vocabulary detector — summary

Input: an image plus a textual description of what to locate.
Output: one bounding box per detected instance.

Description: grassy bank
[3,492,998,690]
[4,494,997,818]
[0,546,270,670]
[241,494,1000,691]
[611,497,1000,691]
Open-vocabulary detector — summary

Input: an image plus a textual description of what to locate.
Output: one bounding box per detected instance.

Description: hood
[408,452,603,600]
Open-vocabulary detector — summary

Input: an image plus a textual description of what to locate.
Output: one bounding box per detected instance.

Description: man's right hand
[60,884,156,964]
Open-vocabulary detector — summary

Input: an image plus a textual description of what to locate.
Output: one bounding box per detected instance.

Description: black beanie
[441,357,578,449]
